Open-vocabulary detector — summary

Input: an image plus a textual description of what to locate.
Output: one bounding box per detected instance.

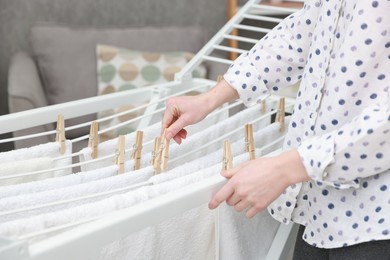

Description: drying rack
[0,0,302,259]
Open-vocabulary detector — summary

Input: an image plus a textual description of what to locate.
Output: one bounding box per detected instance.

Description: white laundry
[0,165,118,199]
[0,157,54,186]
[217,149,284,260]
[78,106,229,172]
[169,104,272,168]
[0,140,72,179]
[218,206,281,260]
[0,148,258,239]
[0,118,289,222]
[79,122,160,171]
[0,149,262,260]
[98,148,271,260]
[0,164,154,222]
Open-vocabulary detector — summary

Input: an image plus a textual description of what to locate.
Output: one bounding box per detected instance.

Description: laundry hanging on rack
[0,149,265,260]
[79,122,159,172]
[79,102,270,173]
[0,140,73,183]
[0,157,54,186]
[217,149,283,260]
[169,104,271,167]
[0,164,154,222]
[78,104,231,172]
[0,117,289,222]
[0,165,118,199]
[218,203,281,260]
[0,145,264,239]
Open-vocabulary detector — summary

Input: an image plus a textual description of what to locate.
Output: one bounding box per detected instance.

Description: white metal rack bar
[212,44,248,54]
[176,0,300,81]
[0,79,213,144]
[242,13,284,23]
[233,24,272,34]
[222,34,259,44]
[175,0,262,80]
[0,79,213,136]
[252,3,301,14]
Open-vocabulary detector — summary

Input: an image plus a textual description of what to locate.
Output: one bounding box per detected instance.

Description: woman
[162,0,390,258]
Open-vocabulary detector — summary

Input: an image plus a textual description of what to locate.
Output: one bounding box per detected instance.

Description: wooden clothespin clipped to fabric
[56,114,66,154]
[114,135,125,174]
[88,121,99,159]
[276,97,286,132]
[217,75,224,83]
[244,124,255,160]
[131,131,144,170]
[161,133,170,172]
[150,137,160,167]
[153,129,170,175]
[260,100,267,114]
[222,140,233,171]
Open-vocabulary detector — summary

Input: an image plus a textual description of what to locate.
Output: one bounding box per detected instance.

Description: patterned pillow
[96,44,207,140]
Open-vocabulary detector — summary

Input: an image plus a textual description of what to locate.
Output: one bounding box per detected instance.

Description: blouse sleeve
[224,0,321,107]
[297,96,390,189]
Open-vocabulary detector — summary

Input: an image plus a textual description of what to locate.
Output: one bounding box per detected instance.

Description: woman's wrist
[275,149,311,186]
[203,79,239,113]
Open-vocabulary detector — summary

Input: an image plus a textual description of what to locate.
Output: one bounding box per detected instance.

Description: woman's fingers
[221,162,248,179]
[234,199,251,212]
[166,115,188,141]
[226,193,241,206]
[208,181,235,209]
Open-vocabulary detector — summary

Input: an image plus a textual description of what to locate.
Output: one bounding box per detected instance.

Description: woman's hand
[162,79,239,144]
[162,94,213,144]
[208,149,310,218]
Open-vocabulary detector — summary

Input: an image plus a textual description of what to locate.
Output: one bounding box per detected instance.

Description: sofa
[7,23,228,151]
[0,0,227,152]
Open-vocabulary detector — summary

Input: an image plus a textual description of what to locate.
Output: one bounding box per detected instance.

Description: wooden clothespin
[217,75,224,83]
[278,97,285,132]
[56,114,66,154]
[153,129,166,175]
[275,100,281,123]
[245,124,255,160]
[153,129,170,175]
[150,137,160,167]
[88,121,99,159]
[222,140,233,171]
[161,134,170,172]
[131,131,144,170]
[260,100,266,114]
[114,135,125,174]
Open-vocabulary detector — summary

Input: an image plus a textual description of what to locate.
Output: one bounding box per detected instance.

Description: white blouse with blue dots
[224,0,390,249]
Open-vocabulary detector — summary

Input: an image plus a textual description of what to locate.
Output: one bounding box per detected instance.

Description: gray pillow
[29,23,206,138]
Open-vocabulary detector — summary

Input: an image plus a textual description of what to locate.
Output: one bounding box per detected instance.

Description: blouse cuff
[267,182,302,225]
[297,133,360,189]
[223,53,269,107]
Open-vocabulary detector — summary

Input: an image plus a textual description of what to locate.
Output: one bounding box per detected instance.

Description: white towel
[0,140,72,179]
[217,150,284,260]
[0,165,117,199]
[0,157,54,186]
[79,104,229,171]
[218,207,281,260]
[0,150,261,260]
[97,149,265,260]
[0,118,289,222]
[78,106,230,172]
[0,147,257,238]
[169,104,271,167]
[79,122,160,171]
[0,164,153,222]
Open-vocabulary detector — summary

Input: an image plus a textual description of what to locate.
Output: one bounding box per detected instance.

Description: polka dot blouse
[224,0,390,249]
